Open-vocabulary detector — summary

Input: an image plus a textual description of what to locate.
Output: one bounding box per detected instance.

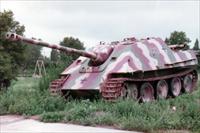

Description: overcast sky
[1,1,199,57]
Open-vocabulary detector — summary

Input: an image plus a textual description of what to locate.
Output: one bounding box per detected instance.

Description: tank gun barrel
[5,33,97,60]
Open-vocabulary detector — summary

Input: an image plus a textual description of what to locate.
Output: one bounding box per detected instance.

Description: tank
[5,33,198,102]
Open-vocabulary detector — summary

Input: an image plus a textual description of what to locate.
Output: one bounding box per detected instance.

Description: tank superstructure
[5,33,198,102]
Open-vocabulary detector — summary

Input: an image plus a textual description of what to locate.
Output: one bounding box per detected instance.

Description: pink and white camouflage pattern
[5,33,197,94]
[60,37,197,91]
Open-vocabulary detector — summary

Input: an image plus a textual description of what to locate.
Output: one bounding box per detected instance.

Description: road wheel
[183,74,193,93]
[156,80,168,99]
[126,83,138,100]
[170,77,182,97]
[140,82,154,102]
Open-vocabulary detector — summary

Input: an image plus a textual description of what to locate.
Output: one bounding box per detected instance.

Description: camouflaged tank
[6,33,198,102]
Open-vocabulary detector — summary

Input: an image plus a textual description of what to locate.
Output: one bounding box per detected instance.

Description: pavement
[0,115,139,133]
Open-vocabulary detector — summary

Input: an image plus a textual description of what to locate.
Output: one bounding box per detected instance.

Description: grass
[0,77,66,116]
[0,76,200,133]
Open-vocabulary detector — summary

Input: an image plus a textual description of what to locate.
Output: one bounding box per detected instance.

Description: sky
[1,0,199,57]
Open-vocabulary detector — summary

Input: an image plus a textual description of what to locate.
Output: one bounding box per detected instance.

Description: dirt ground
[0,115,140,133]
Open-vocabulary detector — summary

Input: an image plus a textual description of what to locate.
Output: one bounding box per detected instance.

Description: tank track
[49,75,70,95]
[101,79,125,101]
[49,79,63,95]
[101,69,198,101]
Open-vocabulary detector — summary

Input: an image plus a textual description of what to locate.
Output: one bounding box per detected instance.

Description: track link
[101,79,125,101]
[49,75,70,95]
[49,79,63,95]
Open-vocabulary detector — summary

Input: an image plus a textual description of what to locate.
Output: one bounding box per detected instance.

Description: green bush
[39,64,66,92]
[43,96,65,112]
[41,111,65,122]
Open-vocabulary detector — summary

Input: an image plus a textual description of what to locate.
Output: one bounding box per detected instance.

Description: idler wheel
[183,74,193,93]
[140,82,154,102]
[156,80,168,99]
[170,77,182,97]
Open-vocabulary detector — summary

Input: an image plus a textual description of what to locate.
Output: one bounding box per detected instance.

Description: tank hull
[5,32,198,101]
[57,37,198,101]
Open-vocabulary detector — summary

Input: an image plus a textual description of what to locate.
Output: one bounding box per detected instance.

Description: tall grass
[0,70,199,132]
[0,76,66,115]
[39,64,66,92]
[39,91,200,132]
[40,88,200,132]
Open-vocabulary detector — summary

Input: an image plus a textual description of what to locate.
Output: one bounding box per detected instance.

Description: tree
[193,39,199,50]
[0,10,26,88]
[50,49,60,63]
[165,31,191,49]
[23,45,42,70]
[59,37,85,65]
[0,53,12,87]
[193,39,200,69]
[43,56,51,68]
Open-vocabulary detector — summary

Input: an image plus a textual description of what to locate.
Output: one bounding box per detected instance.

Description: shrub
[41,111,65,122]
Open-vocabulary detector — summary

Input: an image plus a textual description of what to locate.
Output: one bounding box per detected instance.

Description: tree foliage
[50,49,59,64]
[23,45,42,70]
[0,10,26,88]
[193,39,200,69]
[193,39,199,50]
[58,37,85,65]
[165,31,191,49]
